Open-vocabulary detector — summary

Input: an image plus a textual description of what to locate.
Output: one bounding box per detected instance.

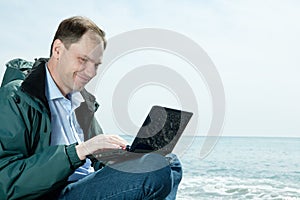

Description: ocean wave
[177,175,300,200]
[176,137,300,199]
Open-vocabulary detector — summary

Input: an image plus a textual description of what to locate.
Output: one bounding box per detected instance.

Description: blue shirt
[45,64,94,181]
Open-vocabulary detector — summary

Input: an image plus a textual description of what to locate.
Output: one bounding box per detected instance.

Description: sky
[0,0,299,138]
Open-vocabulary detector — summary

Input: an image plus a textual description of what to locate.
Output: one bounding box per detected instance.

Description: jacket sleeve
[0,88,84,199]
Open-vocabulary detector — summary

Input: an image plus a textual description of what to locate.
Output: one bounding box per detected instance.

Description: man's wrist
[75,143,87,160]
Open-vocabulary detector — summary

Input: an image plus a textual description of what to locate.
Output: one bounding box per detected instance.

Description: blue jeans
[58,153,182,200]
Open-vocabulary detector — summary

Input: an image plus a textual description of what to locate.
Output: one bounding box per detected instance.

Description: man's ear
[51,39,64,59]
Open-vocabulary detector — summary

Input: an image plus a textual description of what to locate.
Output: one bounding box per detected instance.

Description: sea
[176,136,300,200]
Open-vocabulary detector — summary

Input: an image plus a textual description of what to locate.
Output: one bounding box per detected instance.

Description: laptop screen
[129,106,193,155]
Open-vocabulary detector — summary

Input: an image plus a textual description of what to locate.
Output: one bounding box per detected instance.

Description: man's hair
[50,16,106,56]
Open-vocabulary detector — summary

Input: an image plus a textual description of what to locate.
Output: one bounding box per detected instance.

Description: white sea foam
[177,175,300,199]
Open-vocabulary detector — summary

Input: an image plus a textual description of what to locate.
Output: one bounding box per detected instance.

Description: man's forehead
[70,40,104,60]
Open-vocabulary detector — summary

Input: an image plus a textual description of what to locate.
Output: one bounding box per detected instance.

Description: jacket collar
[21,58,99,113]
[21,58,50,111]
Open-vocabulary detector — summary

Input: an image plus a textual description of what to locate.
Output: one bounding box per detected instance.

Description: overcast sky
[0,0,299,138]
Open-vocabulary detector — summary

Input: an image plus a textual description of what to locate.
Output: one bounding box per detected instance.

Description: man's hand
[75,135,128,160]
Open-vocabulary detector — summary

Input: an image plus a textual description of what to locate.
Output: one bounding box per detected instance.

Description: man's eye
[79,58,88,63]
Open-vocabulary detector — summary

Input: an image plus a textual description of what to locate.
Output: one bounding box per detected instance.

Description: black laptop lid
[129,106,193,155]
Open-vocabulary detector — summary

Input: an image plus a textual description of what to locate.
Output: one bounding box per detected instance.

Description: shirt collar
[68,91,85,109]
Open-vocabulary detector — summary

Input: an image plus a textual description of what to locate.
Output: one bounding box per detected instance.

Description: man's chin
[72,84,85,92]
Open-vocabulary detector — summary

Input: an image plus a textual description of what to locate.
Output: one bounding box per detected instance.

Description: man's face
[56,32,104,95]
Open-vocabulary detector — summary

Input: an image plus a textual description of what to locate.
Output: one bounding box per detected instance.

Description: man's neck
[47,57,70,97]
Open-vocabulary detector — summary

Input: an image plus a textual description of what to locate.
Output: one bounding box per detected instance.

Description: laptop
[90,105,193,164]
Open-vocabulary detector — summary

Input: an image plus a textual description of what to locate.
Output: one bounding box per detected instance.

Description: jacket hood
[1,58,33,87]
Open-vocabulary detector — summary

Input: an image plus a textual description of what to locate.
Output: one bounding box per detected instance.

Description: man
[0,16,182,199]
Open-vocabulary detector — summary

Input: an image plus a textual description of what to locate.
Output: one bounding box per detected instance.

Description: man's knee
[144,164,173,199]
[166,153,183,183]
[141,153,182,193]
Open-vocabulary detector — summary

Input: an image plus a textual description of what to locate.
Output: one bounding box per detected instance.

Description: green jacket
[0,58,103,199]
